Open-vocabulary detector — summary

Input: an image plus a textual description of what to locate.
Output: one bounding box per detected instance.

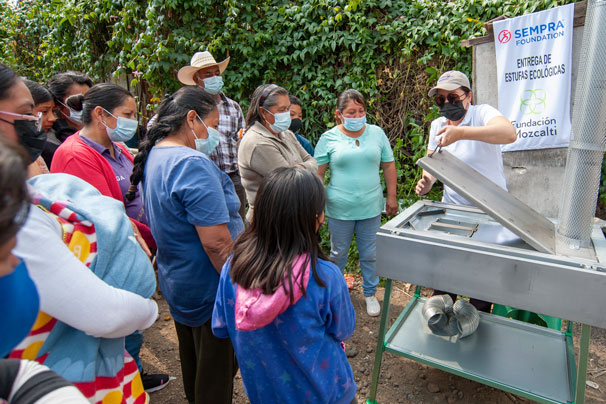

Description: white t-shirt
[14,206,158,338]
[428,104,507,206]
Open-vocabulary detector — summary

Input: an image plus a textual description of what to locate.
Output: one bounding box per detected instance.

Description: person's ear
[93,106,106,126]
[259,106,268,121]
[466,91,473,104]
[334,110,343,125]
[186,110,198,129]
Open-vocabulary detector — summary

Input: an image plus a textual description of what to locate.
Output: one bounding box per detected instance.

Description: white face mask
[57,99,83,125]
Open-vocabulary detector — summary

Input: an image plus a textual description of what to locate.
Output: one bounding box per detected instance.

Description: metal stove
[367,151,606,404]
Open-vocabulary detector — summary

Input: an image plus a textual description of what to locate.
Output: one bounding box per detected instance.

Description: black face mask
[14,120,47,162]
[289,118,303,133]
[439,100,468,122]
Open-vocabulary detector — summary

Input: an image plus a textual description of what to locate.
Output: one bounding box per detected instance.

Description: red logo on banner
[498,30,512,44]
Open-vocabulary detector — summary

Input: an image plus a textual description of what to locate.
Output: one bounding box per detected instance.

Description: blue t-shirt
[314,124,394,220]
[295,133,315,156]
[212,258,357,404]
[144,146,243,327]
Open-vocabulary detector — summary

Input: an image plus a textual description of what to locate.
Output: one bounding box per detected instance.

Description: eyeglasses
[0,111,43,131]
[434,92,467,107]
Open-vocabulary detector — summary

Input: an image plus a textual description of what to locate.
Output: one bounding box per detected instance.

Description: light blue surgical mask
[193,115,221,155]
[341,113,367,132]
[102,108,138,142]
[265,110,292,133]
[202,75,224,95]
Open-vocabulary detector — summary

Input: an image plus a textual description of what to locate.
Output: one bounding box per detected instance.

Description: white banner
[493,4,574,152]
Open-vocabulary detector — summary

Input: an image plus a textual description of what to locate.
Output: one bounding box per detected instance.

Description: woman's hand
[385,195,398,216]
[131,220,152,258]
[380,161,398,216]
[435,125,462,147]
[415,171,435,196]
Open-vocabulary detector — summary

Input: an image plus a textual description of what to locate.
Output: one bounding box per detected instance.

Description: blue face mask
[341,113,367,132]
[265,110,292,133]
[193,115,221,155]
[0,259,40,357]
[202,75,224,95]
[102,108,138,142]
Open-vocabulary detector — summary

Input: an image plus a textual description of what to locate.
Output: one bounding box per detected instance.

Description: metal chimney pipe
[557,0,606,249]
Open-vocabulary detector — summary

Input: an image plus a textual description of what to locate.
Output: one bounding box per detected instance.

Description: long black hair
[244,84,289,130]
[23,79,53,106]
[65,83,133,125]
[126,86,217,201]
[0,136,30,245]
[0,63,20,101]
[47,71,93,104]
[230,166,327,301]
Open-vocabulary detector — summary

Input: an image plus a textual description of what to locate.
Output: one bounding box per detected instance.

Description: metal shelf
[383,296,574,404]
[367,282,587,404]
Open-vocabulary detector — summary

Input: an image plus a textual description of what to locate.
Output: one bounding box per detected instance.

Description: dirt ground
[141,277,606,404]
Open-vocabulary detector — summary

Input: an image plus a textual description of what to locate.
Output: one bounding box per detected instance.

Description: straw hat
[177,51,230,85]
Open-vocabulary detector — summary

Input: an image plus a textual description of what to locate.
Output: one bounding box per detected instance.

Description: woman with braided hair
[128,86,243,404]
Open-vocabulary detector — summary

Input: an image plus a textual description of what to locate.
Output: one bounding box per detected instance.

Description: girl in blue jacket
[212,166,357,404]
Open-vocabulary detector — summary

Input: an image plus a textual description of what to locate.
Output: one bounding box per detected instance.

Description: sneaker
[365,295,381,317]
[142,372,170,393]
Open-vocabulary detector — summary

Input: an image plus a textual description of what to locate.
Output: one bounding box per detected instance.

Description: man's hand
[415,172,435,196]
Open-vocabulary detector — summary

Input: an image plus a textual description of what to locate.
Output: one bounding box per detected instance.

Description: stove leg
[367,278,393,404]
[575,323,591,404]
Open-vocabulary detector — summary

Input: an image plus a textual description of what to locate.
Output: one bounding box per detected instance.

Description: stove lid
[417,150,556,254]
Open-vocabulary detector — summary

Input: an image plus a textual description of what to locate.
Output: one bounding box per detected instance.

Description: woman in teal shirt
[315,89,397,317]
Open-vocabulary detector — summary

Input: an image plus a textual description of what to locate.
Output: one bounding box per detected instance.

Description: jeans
[328,215,381,297]
[125,331,143,372]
